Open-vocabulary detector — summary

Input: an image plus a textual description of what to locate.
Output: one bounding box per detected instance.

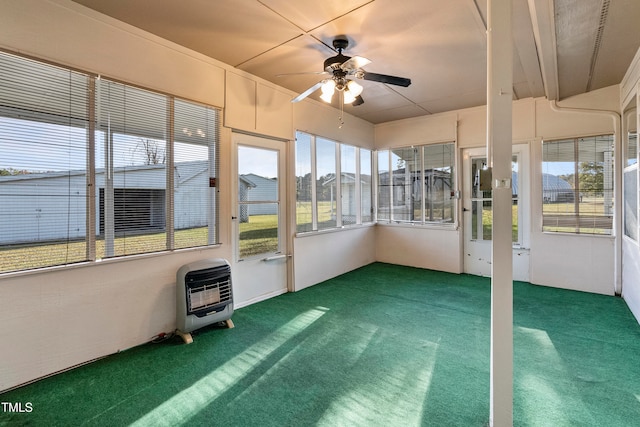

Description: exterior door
[232,133,288,305]
[462,144,530,281]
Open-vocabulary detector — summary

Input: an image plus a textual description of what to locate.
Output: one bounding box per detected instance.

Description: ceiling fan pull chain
[339,91,345,128]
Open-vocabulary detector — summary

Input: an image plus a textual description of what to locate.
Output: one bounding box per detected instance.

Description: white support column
[487,0,513,426]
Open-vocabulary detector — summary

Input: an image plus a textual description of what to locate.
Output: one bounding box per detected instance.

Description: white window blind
[0,52,89,273]
[542,136,614,234]
[173,99,220,248]
[96,79,168,258]
[0,51,220,274]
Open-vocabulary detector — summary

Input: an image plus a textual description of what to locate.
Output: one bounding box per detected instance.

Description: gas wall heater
[176,258,234,344]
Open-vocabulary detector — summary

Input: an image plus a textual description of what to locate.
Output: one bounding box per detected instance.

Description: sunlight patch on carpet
[131,307,328,427]
[316,340,439,426]
[516,326,594,426]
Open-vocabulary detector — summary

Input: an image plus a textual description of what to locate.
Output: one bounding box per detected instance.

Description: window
[0,53,90,273]
[360,148,373,223]
[295,131,373,232]
[377,143,455,224]
[295,132,313,233]
[316,137,337,230]
[624,131,638,241]
[542,135,614,235]
[0,51,220,274]
[96,80,168,257]
[173,99,219,249]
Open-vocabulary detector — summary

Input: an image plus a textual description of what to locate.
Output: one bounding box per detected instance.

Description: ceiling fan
[289,37,412,106]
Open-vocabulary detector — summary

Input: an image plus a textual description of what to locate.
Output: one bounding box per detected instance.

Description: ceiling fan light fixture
[346,80,363,97]
[343,89,356,104]
[320,79,336,103]
[320,91,333,103]
[321,79,335,94]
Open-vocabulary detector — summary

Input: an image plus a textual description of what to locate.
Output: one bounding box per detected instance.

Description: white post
[487,0,513,426]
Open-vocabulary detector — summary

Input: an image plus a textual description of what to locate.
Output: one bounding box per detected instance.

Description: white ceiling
[72,0,640,124]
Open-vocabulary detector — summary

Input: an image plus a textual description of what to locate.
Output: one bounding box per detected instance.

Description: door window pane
[238,146,279,259]
[470,156,519,242]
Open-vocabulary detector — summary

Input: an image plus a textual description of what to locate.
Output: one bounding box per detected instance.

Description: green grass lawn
[239,214,278,258]
[0,213,284,273]
[0,228,210,273]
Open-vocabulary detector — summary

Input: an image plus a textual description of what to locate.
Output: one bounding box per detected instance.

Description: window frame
[375,142,457,227]
[294,130,374,235]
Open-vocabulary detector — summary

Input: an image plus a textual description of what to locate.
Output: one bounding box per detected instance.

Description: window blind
[0,52,89,272]
[96,79,168,258]
[542,136,614,234]
[0,51,221,273]
[173,99,220,249]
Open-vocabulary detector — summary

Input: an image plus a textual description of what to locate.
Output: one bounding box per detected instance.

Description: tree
[0,168,29,176]
[578,161,603,196]
[133,138,165,165]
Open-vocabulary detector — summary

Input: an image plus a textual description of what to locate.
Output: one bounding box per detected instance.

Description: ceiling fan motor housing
[324,53,351,72]
[324,37,351,72]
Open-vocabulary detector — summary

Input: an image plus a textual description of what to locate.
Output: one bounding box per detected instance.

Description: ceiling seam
[586,0,611,92]
[234,34,305,68]
[255,0,375,35]
[236,1,376,67]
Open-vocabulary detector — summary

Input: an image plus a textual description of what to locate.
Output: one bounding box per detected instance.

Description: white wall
[374,87,621,295]
[293,227,376,291]
[375,226,462,273]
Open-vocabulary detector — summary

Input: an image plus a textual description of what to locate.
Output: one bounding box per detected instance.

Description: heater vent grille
[184,264,232,316]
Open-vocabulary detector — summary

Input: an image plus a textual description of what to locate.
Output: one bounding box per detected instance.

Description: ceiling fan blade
[340,56,371,72]
[291,80,324,103]
[361,71,411,87]
[352,95,364,106]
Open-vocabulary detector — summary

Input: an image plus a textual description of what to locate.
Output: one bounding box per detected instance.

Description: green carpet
[2,263,639,426]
